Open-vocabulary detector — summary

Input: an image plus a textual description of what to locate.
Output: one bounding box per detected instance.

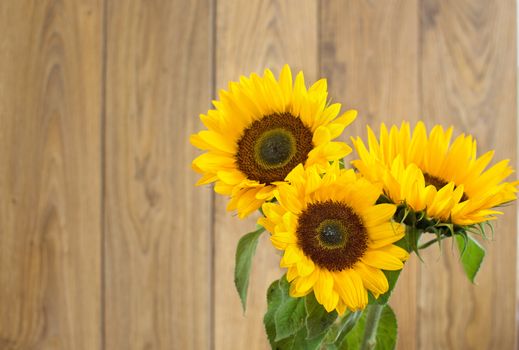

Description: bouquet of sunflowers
[191,65,517,349]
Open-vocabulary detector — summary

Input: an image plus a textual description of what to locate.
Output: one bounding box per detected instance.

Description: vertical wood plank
[419,1,517,349]
[214,1,317,348]
[320,1,420,349]
[0,1,102,349]
[104,1,213,349]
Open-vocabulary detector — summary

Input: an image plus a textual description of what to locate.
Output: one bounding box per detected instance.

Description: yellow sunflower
[352,122,517,225]
[382,156,464,221]
[191,65,357,218]
[259,162,408,314]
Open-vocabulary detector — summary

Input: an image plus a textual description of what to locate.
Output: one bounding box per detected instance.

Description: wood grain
[320,1,420,349]
[103,1,213,349]
[0,1,516,349]
[418,0,517,349]
[0,1,102,349]
[214,1,317,349]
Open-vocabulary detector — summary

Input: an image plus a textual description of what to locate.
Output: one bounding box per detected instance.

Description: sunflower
[259,162,408,313]
[191,65,357,218]
[352,122,517,225]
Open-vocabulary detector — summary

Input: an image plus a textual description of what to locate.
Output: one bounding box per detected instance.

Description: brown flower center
[297,200,368,271]
[235,113,314,184]
[423,173,468,201]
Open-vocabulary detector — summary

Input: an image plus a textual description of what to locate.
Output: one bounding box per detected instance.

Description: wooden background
[0,0,516,349]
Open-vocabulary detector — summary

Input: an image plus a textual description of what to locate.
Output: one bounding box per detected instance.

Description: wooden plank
[320,1,420,349]
[418,1,517,349]
[103,1,213,349]
[214,1,317,348]
[0,1,102,349]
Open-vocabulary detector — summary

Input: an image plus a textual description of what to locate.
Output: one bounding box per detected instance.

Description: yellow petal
[327,110,358,138]
[312,126,332,146]
[361,250,404,270]
[377,245,409,262]
[355,262,389,296]
[287,265,299,282]
[275,185,303,214]
[334,269,368,311]
[313,269,336,311]
[294,269,319,294]
[367,222,405,248]
[362,204,397,227]
[197,130,236,154]
[280,245,302,267]
[297,254,315,277]
[217,170,246,185]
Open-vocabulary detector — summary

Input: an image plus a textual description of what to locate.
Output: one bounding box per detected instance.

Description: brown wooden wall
[0,1,516,349]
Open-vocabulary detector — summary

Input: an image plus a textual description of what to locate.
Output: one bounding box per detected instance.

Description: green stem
[418,234,449,250]
[360,304,384,350]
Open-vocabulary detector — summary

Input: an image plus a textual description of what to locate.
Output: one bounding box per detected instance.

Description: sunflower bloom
[259,163,408,313]
[191,65,356,218]
[382,156,464,221]
[352,122,517,225]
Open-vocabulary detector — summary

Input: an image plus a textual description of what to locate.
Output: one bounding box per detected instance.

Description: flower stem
[360,304,384,350]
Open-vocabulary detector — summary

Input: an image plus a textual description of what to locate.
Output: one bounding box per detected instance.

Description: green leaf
[375,305,398,350]
[265,278,324,349]
[342,310,364,349]
[276,327,326,350]
[264,279,284,347]
[342,305,398,350]
[324,311,362,347]
[234,226,265,312]
[305,292,338,339]
[455,234,485,283]
[274,291,307,341]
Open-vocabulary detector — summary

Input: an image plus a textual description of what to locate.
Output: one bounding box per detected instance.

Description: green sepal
[455,233,485,283]
[305,292,338,339]
[234,226,265,312]
[401,225,423,258]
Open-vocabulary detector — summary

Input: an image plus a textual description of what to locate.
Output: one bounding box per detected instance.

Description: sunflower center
[254,128,296,168]
[423,173,448,190]
[297,200,368,271]
[318,219,346,247]
[423,173,468,201]
[236,113,314,184]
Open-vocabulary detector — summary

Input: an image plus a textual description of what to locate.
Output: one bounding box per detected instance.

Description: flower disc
[297,201,367,271]
[236,113,313,184]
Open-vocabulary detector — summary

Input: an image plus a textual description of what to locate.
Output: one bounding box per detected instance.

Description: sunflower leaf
[274,290,307,341]
[305,292,338,339]
[455,234,485,283]
[234,226,265,312]
[264,279,284,347]
[265,279,326,350]
[323,311,362,346]
[341,305,398,350]
[276,327,327,350]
